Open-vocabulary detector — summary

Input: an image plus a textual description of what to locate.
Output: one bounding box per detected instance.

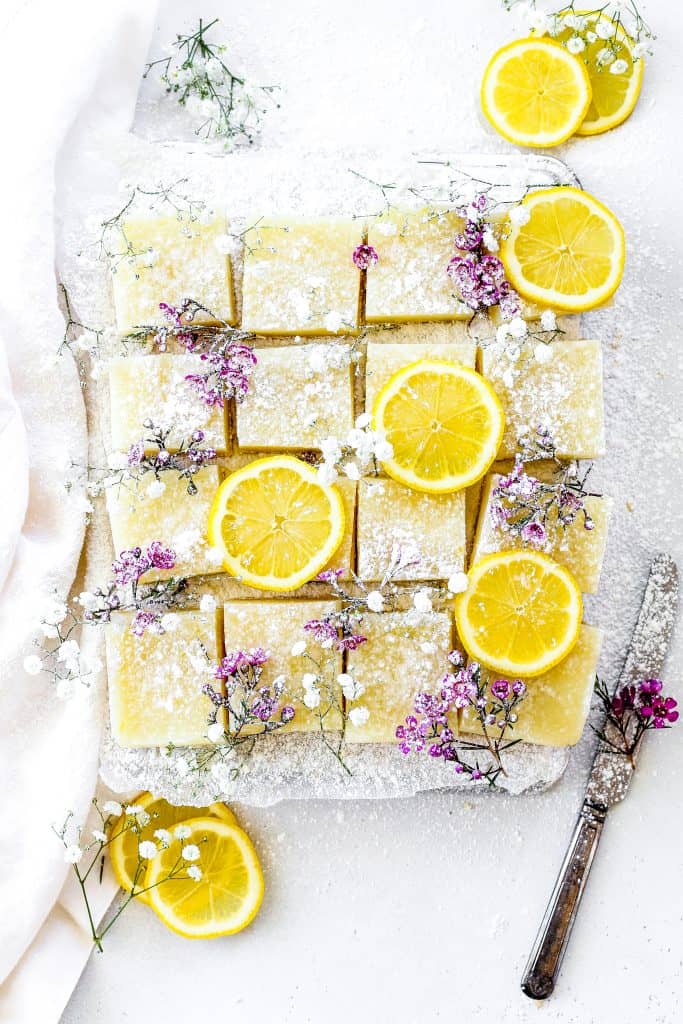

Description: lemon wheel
[145,817,264,939]
[455,551,583,677]
[371,360,504,494]
[481,37,592,147]
[208,455,345,592]
[500,186,625,311]
[108,793,238,901]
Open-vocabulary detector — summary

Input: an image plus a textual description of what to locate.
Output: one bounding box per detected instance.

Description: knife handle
[521,801,607,1000]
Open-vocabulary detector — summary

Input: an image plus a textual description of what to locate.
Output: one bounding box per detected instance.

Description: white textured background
[62,0,682,1021]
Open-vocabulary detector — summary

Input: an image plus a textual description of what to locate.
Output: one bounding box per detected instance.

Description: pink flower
[352,244,379,270]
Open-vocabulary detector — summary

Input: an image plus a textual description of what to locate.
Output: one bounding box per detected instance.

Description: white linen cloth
[0,1,157,1019]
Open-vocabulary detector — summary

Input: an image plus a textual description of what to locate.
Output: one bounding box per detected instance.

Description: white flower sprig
[143,17,279,147]
[504,1,655,61]
[316,414,394,485]
[54,799,204,952]
[23,598,103,699]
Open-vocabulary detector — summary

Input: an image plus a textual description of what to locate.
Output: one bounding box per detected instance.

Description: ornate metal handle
[521,801,607,1000]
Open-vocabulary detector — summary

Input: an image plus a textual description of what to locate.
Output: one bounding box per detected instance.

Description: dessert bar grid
[89,151,609,804]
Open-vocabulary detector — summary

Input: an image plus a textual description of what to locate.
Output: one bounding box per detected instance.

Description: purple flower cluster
[612,678,678,728]
[184,344,257,407]
[205,647,295,733]
[352,243,379,270]
[304,617,367,652]
[111,542,176,587]
[445,194,518,315]
[395,657,528,785]
[316,568,345,583]
[155,301,197,351]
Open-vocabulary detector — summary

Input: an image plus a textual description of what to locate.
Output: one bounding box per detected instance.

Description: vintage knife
[521,552,679,1000]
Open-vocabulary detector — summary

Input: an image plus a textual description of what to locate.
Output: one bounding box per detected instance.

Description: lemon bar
[346,609,453,742]
[481,340,605,460]
[106,466,222,581]
[364,337,476,413]
[321,478,356,576]
[106,609,221,747]
[236,343,354,449]
[241,218,362,335]
[471,473,611,593]
[223,600,343,732]
[460,624,603,747]
[365,208,471,323]
[109,354,227,454]
[111,213,235,333]
[357,478,466,581]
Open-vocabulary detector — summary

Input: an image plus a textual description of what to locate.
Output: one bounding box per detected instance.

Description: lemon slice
[371,360,504,494]
[555,15,644,136]
[481,37,591,147]
[109,792,238,901]
[500,186,625,311]
[455,551,583,677]
[208,455,345,592]
[145,817,264,939]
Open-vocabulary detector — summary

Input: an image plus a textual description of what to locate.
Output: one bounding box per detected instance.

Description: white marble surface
[61,0,683,1020]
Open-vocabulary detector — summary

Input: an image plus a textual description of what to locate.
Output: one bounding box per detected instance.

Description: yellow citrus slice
[481,37,592,147]
[500,186,625,311]
[208,455,345,592]
[371,360,504,494]
[145,817,264,939]
[555,14,644,135]
[109,792,238,902]
[455,551,583,677]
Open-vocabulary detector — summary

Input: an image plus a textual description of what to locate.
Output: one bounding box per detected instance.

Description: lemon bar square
[241,218,362,335]
[321,478,356,577]
[481,340,605,460]
[106,609,221,748]
[357,478,466,582]
[365,208,471,323]
[346,609,453,742]
[471,473,611,593]
[111,213,235,333]
[106,466,222,581]
[223,600,343,732]
[109,354,227,454]
[460,624,602,747]
[236,343,354,449]
[364,337,477,413]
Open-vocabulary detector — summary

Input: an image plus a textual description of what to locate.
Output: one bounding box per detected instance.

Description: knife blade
[521,552,679,1000]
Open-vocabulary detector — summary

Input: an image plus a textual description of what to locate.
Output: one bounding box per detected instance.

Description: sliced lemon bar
[481,340,605,460]
[357,477,465,582]
[236,343,354,450]
[111,212,235,333]
[364,336,476,414]
[109,354,227,454]
[471,472,611,594]
[366,208,471,323]
[321,478,356,577]
[460,624,603,747]
[106,466,223,581]
[241,218,363,335]
[223,600,343,732]
[346,609,454,743]
[106,608,222,748]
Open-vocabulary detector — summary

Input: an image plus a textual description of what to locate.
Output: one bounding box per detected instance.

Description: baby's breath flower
[610,59,629,74]
[348,706,370,727]
[138,840,158,859]
[566,35,585,54]
[187,865,203,881]
[92,830,107,843]
[153,829,172,846]
[181,844,201,862]
[413,589,433,613]
[64,844,83,864]
[366,590,385,612]
[447,571,469,594]
[291,640,307,657]
[23,654,43,676]
[174,824,192,840]
[103,800,123,817]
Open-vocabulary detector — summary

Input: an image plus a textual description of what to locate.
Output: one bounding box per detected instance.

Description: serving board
[58,144,592,805]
